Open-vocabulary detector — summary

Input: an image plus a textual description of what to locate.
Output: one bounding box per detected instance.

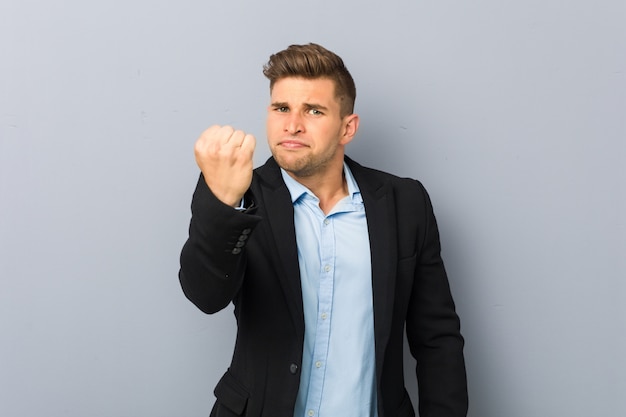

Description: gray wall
[1,1,624,416]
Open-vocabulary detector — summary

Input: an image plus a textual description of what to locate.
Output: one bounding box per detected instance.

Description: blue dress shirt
[281,164,378,417]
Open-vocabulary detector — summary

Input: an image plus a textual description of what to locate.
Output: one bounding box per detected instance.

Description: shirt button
[324,265,331,272]
[289,363,298,374]
[323,218,330,226]
[308,410,315,417]
[321,313,328,320]
[315,361,322,368]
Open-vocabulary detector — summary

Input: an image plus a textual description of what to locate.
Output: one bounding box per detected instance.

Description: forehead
[270,77,338,104]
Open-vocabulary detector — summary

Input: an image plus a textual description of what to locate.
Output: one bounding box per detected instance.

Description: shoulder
[252,157,282,188]
[345,156,428,197]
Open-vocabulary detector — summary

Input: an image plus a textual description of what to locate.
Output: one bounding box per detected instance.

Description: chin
[273,155,313,177]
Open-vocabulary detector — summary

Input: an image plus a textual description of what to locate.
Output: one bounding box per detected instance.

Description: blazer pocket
[214,370,249,416]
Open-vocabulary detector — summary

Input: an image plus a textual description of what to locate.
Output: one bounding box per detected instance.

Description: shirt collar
[280,162,362,205]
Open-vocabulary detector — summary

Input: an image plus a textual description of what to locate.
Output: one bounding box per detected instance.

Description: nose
[285,113,304,134]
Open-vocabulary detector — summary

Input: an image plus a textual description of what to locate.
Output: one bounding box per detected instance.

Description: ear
[340,114,360,145]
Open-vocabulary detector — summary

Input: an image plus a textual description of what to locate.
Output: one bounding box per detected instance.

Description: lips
[278,139,308,149]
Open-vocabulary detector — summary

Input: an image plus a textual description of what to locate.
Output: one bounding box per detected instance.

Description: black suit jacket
[179,157,468,417]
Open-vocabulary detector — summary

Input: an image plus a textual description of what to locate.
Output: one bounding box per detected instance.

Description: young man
[179,43,468,417]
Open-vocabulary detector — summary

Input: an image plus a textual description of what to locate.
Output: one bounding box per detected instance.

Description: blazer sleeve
[405,181,468,417]
[178,174,262,314]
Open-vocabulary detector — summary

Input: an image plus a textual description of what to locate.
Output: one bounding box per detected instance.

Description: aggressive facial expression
[266,77,358,180]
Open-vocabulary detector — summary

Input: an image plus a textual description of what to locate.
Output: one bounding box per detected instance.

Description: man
[179,43,468,417]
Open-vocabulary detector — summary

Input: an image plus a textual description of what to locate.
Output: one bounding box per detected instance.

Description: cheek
[266,117,278,136]
[267,115,283,131]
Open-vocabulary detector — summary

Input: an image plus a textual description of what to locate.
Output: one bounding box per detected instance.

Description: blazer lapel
[256,159,305,337]
[347,158,398,377]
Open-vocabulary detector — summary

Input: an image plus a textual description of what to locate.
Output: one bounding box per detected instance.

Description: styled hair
[263,43,356,117]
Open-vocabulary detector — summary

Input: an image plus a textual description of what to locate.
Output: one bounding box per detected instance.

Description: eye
[308,108,323,116]
[274,106,289,113]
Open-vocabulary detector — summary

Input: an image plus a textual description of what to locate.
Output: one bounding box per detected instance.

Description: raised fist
[194,125,256,207]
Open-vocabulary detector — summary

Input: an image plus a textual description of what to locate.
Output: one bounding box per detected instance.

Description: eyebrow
[304,103,329,111]
[270,101,330,111]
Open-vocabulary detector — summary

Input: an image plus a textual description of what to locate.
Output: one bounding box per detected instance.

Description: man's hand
[194,125,256,207]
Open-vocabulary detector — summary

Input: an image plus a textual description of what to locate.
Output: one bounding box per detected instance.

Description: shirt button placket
[307,213,334,417]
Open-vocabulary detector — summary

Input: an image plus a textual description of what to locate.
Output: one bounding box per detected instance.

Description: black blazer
[179,157,467,417]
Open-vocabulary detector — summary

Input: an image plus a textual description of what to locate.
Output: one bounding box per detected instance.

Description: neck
[287,162,348,215]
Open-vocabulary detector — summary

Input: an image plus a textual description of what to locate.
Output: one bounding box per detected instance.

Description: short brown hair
[263,43,356,117]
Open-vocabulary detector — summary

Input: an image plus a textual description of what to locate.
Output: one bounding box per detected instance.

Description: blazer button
[231,248,242,255]
[289,363,298,374]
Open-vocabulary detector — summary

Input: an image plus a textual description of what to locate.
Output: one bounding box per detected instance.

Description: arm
[406,183,468,417]
[178,126,259,313]
[179,176,261,313]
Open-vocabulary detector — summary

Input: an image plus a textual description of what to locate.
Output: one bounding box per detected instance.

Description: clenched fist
[194,125,256,207]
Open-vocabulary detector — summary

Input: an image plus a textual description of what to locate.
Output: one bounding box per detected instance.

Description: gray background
[1,0,624,416]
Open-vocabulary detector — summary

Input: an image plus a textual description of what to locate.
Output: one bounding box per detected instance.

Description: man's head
[264,44,360,183]
[263,43,356,118]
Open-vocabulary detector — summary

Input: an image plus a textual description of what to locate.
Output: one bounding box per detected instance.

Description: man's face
[266,77,357,180]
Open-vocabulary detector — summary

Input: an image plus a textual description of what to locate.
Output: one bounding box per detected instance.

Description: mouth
[277,139,308,149]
